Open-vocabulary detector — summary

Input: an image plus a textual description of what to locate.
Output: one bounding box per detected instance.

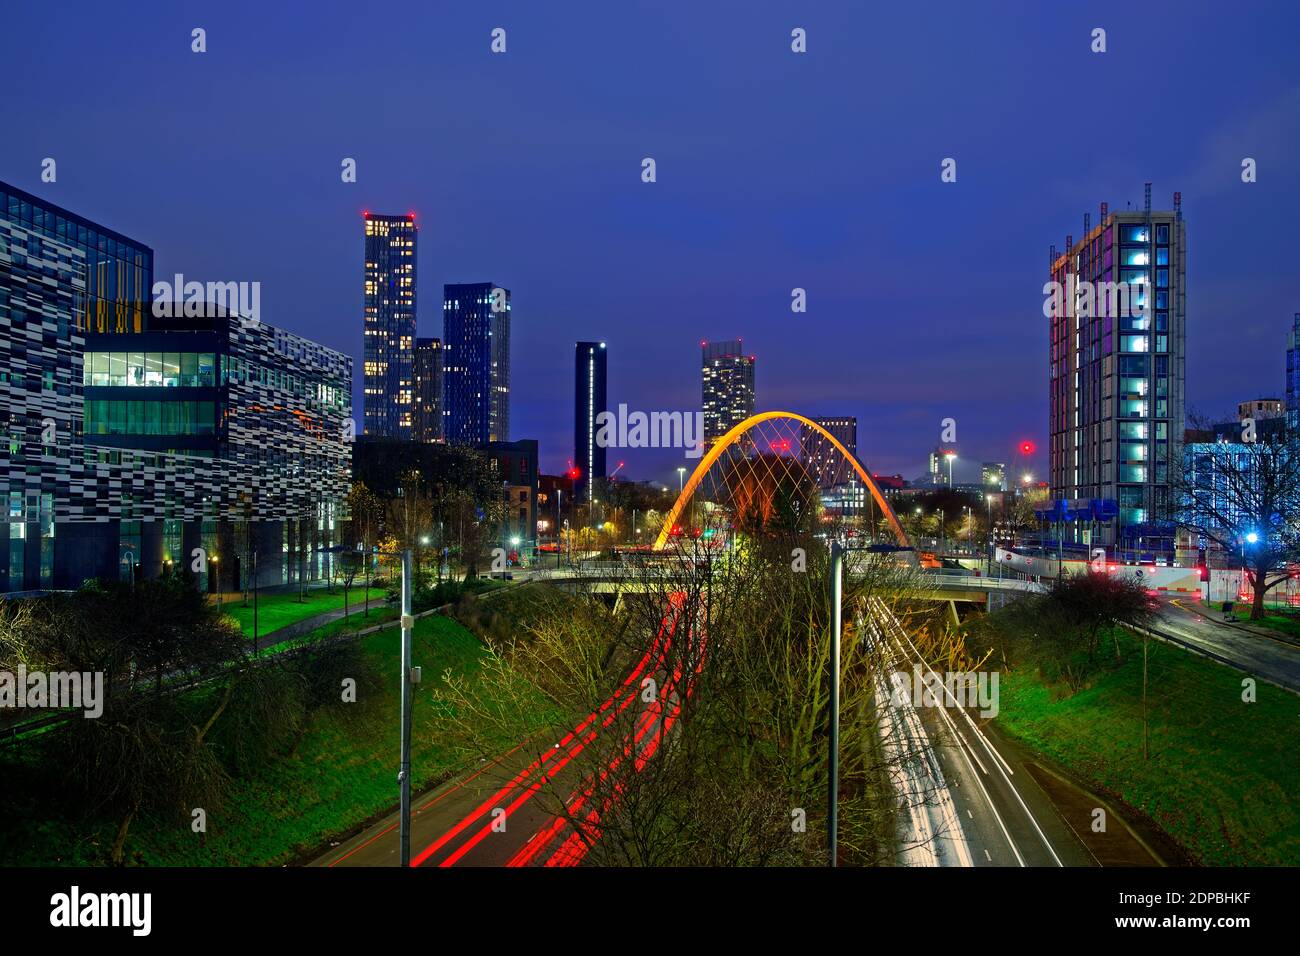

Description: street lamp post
[398,549,414,867]
[827,537,878,865]
[828,540,843,867]
[252,548,260,656]
[321,542,415,865]
[1243,531,1259,602]
[985,495,994,574]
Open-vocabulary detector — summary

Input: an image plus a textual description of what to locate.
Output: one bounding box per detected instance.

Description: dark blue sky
[5,0,1298,486]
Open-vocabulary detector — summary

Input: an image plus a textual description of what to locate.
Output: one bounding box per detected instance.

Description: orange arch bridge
[652,411,911,550]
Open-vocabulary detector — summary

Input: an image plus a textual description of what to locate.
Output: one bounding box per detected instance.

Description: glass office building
[1287,313,1300,435]
[1,180,152,335]
[443,282,511,445]
[2,182,352,593]
[413,336,443,443]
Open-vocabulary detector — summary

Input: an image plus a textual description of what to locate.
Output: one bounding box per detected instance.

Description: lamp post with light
[318,542,415,864]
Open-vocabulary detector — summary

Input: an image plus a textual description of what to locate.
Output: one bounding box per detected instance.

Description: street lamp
[1242,532,1260,602]
[211,554,221,608]
[985,496,995,572]
[827,537,877,866]
[676,466,686,494]
[944,451,956,488]
[319,543,415,864]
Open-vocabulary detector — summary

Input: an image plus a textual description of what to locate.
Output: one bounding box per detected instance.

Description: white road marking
[871,598,1049,867]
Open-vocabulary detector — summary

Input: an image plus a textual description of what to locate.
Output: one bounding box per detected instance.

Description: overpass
[528,563,1044,612]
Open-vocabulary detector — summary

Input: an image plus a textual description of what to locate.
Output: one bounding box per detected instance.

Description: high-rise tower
[1048,188,1186,550]
[574,341,608,502]
[362,213,417,439]
[701,339,755,443]
[443,282,510,444]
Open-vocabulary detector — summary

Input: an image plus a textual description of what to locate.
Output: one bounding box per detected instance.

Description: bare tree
[1173,415,1300,619]
[432,516,934,866]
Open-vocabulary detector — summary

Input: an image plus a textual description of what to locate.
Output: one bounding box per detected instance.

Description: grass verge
[221,586,388,638]
[0,613,540,866]
[993,627,1299,865]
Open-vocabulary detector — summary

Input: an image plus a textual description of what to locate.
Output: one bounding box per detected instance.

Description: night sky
[5,1,1298,486]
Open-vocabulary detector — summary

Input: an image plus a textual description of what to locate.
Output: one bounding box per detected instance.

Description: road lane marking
[872,598,1029,866]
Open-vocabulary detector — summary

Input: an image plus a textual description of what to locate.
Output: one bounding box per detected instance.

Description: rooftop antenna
[1174,191,1182,221]
[1084,212,1091,234]
[1144,182,1152,216]
[1100,201,1108,222]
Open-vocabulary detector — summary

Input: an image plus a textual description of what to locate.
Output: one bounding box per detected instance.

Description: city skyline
[5,2,1298,487]
[5,0,1300,904]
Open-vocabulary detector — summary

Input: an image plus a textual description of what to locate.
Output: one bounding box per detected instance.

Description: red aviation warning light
[1019,440,1036,456]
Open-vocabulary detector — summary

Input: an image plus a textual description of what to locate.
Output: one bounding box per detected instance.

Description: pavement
[1149,596,1300,694]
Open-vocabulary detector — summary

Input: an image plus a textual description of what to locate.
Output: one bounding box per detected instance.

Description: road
[317,586,1178,868]
[1149,596,1300,694]
[867,598,1086,866]
[314,595,694,868]
[868,597,1139,867]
